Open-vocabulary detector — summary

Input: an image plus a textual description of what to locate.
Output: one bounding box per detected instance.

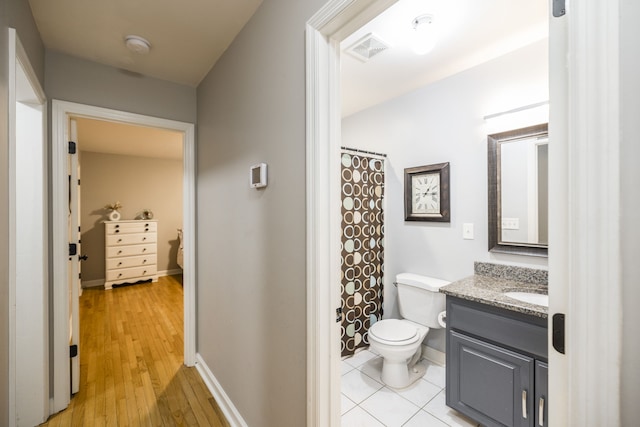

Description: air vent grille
[345,33,389,62]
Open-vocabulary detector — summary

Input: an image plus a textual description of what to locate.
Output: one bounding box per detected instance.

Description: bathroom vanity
[440,263,548,427]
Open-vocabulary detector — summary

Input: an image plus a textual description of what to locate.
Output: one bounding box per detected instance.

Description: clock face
[412,173,440,214]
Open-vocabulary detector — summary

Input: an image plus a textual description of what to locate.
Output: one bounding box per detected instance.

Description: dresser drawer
[106,243,157,258]
[106,233,157,246]
[105,221,157,235]
[106,254,156,270]
[106,265,157,282]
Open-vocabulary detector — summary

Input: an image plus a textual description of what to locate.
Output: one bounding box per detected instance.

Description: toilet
[368,273,449,389]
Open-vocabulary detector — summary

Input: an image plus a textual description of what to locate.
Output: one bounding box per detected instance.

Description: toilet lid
[370,319,419,342]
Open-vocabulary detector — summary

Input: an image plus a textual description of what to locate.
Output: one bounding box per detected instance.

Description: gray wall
[621,0,640,423]
[195,0,324,425]
[0,1,44,425]
[79,151,183,282]
[342,40,548,352]
[45,51,196,123]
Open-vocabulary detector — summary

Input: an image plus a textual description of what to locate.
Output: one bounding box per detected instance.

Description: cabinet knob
[142,237,146,241]
[142,248,146,252]
[143,270,147,275]
[142,259,147,263]
[118,250,122,255]
[118,239,122,243]
[145,228,149,232]
[118,273,122,278]
[118,262,122,266]
[115,229,120,233]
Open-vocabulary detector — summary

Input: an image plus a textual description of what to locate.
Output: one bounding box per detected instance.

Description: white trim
[305,1,398,425]
[560,0,622,425]
[194,354,248,427]
[51,100,197,413]
[9,28,49,427]
[422,345,446,367]
[157,268,183,277]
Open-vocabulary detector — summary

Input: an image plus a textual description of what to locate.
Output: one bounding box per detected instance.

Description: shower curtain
[340,152,385,358]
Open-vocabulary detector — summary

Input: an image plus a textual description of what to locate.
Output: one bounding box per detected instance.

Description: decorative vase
[109,210,121,221]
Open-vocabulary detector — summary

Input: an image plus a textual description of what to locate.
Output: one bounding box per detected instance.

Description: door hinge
[70,344,78,358]
[552,313,565,354]
[552,0,566,17]
[335,307,343,323]
[69,243,77,256]
[68,141,77,154]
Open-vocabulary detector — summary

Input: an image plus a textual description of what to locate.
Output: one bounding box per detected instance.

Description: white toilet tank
[396,273,449,328]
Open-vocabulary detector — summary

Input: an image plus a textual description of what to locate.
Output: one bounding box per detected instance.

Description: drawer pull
[118,262,122,266]
[118,239,122,243]
[115,225,119,228]
[118,273,123,278]
[142,259,147,263]
[145,228,149,231]
[145,223,149,227]
[118,250,122,255]
[142,237,147,241]
[522,390,528,419]
[142,248,147,252]
[115,229,120,233]
[143,270,147,275]
[539,397,545,426]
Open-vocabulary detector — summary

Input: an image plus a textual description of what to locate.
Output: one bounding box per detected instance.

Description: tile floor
[341,349,480,427]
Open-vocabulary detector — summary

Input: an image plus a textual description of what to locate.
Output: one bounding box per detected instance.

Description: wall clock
[404,162,450,222]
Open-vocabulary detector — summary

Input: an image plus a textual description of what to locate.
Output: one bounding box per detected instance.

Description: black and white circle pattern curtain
[340,152,385,358]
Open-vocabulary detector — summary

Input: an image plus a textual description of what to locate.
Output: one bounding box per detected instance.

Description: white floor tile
[342,406,385,427]
[423,361,446,389]
[402,409,450,427]
[424,390,479,427]
[345,349,378,368]
[358,356,383,382]
[341,393,357,415]
[341,368,384,404]
[393,377,442,408]
[342,360,356,376]
[360,388,420,427]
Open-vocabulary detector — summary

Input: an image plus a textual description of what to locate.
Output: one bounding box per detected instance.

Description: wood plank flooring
[40,275,229,427]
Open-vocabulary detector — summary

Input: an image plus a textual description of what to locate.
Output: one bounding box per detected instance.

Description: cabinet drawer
[106,233,157,246]
[105,221,157,235]
[106,244,156,258]
[106,254,156,270]
[447,297,547,359]
[106,265,157,282]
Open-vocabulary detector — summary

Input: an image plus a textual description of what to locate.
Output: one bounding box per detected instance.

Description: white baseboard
[194,353,248,427]
[422,345,446,367]
[82,269,182,289]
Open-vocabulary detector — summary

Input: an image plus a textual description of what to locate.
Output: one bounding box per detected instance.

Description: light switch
[463,223,474,240]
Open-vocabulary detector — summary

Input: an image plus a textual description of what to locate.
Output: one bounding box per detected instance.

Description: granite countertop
[440,262,549,318]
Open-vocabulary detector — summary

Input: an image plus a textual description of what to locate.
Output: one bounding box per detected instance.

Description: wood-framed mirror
[488,123,548,257]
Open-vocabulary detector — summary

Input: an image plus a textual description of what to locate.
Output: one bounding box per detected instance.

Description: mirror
[488,123,548,257]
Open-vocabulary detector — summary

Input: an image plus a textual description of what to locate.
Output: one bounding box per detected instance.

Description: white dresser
[104,220,158,290]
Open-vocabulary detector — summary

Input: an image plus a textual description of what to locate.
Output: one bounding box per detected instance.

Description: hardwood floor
[41,275,229,427]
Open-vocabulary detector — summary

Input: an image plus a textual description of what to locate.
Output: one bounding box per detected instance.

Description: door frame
[50,100,197,413]
[305,0,623,425]
[8,28,48,427]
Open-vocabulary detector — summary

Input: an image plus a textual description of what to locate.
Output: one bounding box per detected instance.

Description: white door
[68,118,81,394]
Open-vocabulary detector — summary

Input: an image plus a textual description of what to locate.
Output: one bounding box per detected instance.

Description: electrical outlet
[502,218,520,230]
[463,223,474,240]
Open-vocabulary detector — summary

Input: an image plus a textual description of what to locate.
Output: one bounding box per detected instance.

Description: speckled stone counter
[440,262,548,318]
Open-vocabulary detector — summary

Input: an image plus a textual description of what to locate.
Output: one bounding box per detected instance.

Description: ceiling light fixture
[124,35,151,55]
[411,14,437,55]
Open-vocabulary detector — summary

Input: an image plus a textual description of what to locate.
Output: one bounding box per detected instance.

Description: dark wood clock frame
[404,162,450,222]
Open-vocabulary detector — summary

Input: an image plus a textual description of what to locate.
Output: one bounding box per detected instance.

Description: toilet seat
[369,319,421,345]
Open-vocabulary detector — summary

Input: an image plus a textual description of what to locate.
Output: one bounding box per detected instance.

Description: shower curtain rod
[341,146,387,158]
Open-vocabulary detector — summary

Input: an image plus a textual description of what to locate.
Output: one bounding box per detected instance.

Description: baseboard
[195,353,248,427]
[82,269,182,289]
[422,345,446,367]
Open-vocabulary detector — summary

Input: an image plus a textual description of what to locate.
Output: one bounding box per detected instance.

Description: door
[68,118,81,394]
[448,331,534,427]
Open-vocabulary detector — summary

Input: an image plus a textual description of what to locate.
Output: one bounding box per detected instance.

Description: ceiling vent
[345,33,389,63]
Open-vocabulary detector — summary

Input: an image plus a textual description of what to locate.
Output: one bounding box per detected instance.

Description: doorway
[50,100,197,414]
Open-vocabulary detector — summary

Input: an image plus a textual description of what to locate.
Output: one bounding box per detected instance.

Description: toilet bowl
[369,319,428,388]
[367,273,449,389]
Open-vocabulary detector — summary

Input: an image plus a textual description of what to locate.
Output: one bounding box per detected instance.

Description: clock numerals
[412,173,440,214]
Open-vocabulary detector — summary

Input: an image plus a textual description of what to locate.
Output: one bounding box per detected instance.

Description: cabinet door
[535,361,548,427]
[448,331,534,427]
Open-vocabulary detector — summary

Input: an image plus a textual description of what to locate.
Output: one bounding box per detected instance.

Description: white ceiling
[341,0,548,117]
[28,0,263,87]
[75,117,183,160]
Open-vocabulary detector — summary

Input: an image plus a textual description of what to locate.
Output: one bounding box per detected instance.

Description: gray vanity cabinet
[446,297,548,427]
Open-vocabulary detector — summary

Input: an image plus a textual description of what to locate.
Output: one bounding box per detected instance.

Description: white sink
[503,291,549,307]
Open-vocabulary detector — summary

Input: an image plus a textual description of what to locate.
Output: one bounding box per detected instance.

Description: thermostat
[249,163,268,188]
